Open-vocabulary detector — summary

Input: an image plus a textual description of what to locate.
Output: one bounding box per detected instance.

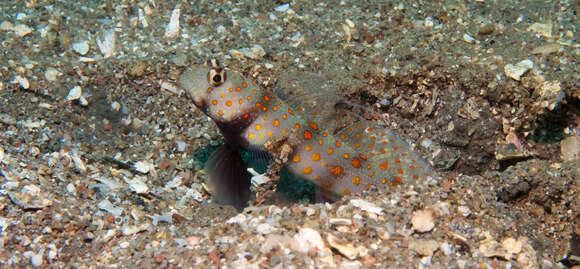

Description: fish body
[179,62,433,210]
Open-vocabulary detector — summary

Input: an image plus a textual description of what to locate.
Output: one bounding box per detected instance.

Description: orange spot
[304,131,312,140]
[288,109,294,115]
[369,171,375,177]
[247,96,251,101]
[321,162,327,167]
[262,107,267,112]
[273,119,279,126]
[340,134,346,140]
[335,141,341,147]
[343,189,350,195]
[322,133,327,137]
[322,180,331,187]
[380,149,386,154]
[206,87,212,93]
[255,125,262,131]
[248,133,254,139]
[354,142,360,148]
[352,176,360,185]
[253,90,257,95]
[314,175,321,180]
[312,153,320,161]
[370,135,376,140]
[412,159,416,163]
[355,134,361,139]
[327,148,334,154]
[395,158,401,163]
[403,152,408,156]
[318,139,323,145]
[413,175,419,180]
[302,167,312,175]
[229,88,233,92]
[369,153,375,157]
[243,113,249,119]
[381,178,387,184]
[359,154,367,160]
[309,122,318,130]
[409,165,415,169]
[393,146,399,151]
[379,162,388,170]
[357,123,362,127]
[264,95,270,101]
[212,100,218,105]
[382,141,387,145]
[273,106,278,111]
[292,155,300,163]
[220,93,225,98]
[236,87,242,91]
[329,166,342,177]
[218,110,224,116]
[305,145,312,151]
[343,153,349,159]
[282,129,288,134]
[346,128,352,132]
[282,114,287,119]
[279,102,283,106]
[368,144,374,149]
[389,182,395,187]
[242,82,247,88]
[351,158,360,168]
[395,177,402,183]
[294,123,300,129]
[397,169,403,174]
[267,131,272,136]
[256,102,262,107]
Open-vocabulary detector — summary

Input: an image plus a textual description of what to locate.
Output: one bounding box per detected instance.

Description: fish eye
[207,68,227,86]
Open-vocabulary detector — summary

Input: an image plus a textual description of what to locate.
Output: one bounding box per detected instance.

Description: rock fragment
[411,210,435,233]
[504,59,534,81]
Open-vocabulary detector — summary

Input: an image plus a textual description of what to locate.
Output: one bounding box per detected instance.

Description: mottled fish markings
[179,60,434,210]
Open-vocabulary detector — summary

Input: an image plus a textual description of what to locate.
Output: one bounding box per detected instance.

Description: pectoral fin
[205,145,251,211]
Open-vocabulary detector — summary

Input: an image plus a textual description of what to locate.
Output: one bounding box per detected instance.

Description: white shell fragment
[133,161,151,174]
[97,30,116,58]
[248,167,271,186]
[44,68,62,81]
[350,199,383,215]
[13,24,32,37]
[98,199,123,216]
[72,40,90,55]
[66,86,82,101]
[411,210,435,233]
[11,75,30,89]
[164,7,181,39]
[504,59,534,81]
[122,176,149,194]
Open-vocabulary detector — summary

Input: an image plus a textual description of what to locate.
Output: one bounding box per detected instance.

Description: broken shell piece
[66,86,82,101]
[122,176,149,194]
[350,199,383,215]
[504,59,534,81]
[411,210,435,233]
[97,30,116,58]
[248,167,271,186]
[164,7,180,39]
[11,75,30,89]
[327,234,358,260]
[7,184,53,210]
[133,161,151,174]
[98,199,123,216]
[72,40,90,55]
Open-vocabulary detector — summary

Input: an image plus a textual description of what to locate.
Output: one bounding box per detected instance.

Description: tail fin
[205,145,251,211]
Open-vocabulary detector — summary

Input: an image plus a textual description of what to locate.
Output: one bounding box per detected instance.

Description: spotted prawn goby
[179,60,434,211]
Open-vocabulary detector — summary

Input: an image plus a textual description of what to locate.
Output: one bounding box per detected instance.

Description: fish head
[179,63,258,123]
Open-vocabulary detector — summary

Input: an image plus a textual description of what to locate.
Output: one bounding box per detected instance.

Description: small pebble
[72,40,90,55]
